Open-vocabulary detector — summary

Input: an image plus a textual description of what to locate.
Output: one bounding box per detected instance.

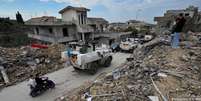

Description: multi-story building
[26,6,108,44]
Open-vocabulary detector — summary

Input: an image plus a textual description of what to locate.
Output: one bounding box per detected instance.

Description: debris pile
[56,33,201,101]
[0,44,65,86]
[55,38,162,101]
[144,45,201,99]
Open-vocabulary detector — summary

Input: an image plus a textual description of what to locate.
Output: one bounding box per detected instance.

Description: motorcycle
[29,77,55,97]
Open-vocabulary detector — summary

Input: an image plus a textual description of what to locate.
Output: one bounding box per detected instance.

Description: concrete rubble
[56,32,201,101]
[0,44,65,87]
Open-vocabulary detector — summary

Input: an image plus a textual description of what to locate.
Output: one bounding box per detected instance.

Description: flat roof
[25,16,75,26]
[59,6,90,14]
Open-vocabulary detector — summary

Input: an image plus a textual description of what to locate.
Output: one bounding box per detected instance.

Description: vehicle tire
[88,62,98,75]
[47,80,55,89]
[73,67,81,71]
[30,90,39,97]
[121,49,124,53]
[104,56,112,67]
[129,49,134,53]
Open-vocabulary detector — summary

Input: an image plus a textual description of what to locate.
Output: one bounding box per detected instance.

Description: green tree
[124,26,133,32]
[131,28,138,37]
[16,11,24,24]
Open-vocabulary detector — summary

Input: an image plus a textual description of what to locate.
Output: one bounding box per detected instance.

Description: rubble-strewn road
[0,53,130,101]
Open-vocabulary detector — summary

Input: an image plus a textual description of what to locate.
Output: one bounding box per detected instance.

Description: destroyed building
[87,17,109,33]
[107,22,128,32]
[154,5,201,32]
[25,6,135,46]
[127,20,155,32]
[26,6,109,44]
[107,20,155,33]
[26,16,78,44]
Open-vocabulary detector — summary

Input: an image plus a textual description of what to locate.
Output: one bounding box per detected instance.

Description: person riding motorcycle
[28,73,55,97]
[27,75,36,90]
[35,73,46,90]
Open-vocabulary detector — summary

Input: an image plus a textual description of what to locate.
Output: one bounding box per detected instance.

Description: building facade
[107,22,128,32]
[127,20,155,31]
[154,6,201,32]
[87,17,108,33]
[26,6,108,44]
[26,16,77,44]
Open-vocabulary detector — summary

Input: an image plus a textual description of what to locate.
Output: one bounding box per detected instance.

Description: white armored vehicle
[67,45,113,74]
[120,38,138,52]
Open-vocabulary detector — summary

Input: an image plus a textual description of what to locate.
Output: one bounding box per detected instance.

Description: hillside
[0,18,30,47]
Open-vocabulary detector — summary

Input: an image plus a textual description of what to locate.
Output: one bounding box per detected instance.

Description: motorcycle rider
[27,75,36,90]
[29,73,55,97]
[35,73,45,90]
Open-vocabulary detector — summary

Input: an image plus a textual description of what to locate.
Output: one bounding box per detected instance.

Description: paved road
[0,53,130,101]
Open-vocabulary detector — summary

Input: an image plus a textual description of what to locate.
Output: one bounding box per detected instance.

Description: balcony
[94,32,132,39]
[28,33,75,43]
[77,25,94,33]
[28,33,55,43]
[57,37,74,43]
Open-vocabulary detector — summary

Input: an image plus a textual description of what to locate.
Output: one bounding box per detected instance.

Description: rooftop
[166,5,198,14]
[59,6,90,14]
[25,16,75,26]
[127,20,141,23]
[87,17,108,24]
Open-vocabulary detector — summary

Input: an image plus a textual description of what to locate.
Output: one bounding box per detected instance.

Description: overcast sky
[0,0,201,23]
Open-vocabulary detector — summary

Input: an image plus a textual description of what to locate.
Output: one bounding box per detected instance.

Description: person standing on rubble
[171,13,186,48]
[67,45,73,57]
[66,45,73,66]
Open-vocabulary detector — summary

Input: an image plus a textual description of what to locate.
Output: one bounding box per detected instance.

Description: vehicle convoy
[120,35,153,52]
[120,38,138,52]
[29,77,55,97]
[65,44,113,74]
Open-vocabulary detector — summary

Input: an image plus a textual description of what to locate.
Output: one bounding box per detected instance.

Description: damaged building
[127,20,155,32]
[26,6,108,44]
[154,5,201,32]
[107,22,128,32]
[87,17,109,33]
[26,16,78,44]
[107,20,155,33]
